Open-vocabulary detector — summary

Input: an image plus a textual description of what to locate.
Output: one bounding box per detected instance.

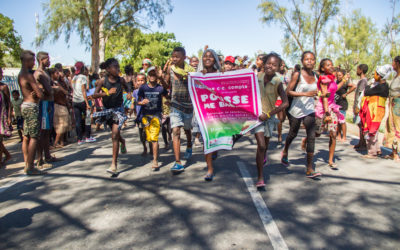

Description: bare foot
[141,149,147,156]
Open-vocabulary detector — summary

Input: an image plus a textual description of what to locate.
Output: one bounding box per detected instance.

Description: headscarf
[142,58,152,66]
[197,49,222,72]
[376,64,393,80]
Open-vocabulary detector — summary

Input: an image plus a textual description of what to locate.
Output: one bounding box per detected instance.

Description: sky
[0,0,394,67]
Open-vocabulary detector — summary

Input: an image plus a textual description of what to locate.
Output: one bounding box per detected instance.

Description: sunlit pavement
[1,120,399,249]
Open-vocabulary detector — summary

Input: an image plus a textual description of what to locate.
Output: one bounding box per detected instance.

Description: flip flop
[204,173,214,181]
[362,154,378,159]
[255,180,265,188]
[383,154,394,160]
[306,171,322,178]
[45,156,63,162]
[328,163,338,170]
[120,143,127,154]
[25,168,47,176]
[281,152,289,167]
[106,168,118,175]
[152,161,159,171]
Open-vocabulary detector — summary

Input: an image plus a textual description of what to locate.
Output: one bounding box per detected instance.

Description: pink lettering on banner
[189,69,262,154]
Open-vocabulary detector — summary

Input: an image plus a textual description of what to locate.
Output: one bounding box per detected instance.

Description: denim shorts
[170,107,193,130]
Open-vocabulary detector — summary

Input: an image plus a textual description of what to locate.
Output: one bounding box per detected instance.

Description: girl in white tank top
[289,73,317,118]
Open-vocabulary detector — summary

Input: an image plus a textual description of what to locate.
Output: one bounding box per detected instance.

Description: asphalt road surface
[0,120,399,249]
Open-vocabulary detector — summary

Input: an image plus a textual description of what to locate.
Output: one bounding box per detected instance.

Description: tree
[0,13,22,67]
[258,0,340,61]
[105,27,182,72]
[36,0,172,73]
[321,10,385,77]
[383,0,400,58]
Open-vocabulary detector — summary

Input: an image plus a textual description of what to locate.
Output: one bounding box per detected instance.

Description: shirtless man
[34,51,57,169]
[17,50,45,175]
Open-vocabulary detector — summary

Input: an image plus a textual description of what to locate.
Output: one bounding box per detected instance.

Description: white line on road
[237,161,289,250]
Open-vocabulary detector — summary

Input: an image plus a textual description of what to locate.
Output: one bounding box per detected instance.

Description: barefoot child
[92,58,132,175]
[254,53,288,188]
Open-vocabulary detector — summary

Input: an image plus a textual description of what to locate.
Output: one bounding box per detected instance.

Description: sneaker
[78,140,85,145]
[170,162,185,173]
[85,137,96,143]
[183,148,192,160]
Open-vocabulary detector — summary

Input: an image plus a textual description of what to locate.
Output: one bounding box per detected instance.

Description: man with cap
[224,56,236,72]
[137,66,168,170]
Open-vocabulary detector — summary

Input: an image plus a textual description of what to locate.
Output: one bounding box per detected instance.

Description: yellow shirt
[258,73,283,114]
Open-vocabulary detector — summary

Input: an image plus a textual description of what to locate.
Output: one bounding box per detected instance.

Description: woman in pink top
[315,58,345,169]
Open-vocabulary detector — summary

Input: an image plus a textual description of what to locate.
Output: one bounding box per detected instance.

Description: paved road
[0,120,399,249]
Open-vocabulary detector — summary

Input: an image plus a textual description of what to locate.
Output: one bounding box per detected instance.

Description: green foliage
[37,0,172,71]
[258,0,339,62]
[105,27,182,72]
[0,13,22,67]
[382,0,400,58]
[321,10,385,78]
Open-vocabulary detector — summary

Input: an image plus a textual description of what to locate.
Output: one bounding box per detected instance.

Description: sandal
[152,161,159,171]
[255,180,265,188]
[120,143,127,154]
[281,152,289,167]
[383,154,394,160]
[328,163,338,170]
[362,154,378,159]
[45,156,63,163]
[204,173,214,181]
[106,168,118,175]
[306,171,322,178]
[25,168,47,176]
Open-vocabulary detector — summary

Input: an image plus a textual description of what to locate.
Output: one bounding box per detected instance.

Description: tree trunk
[99,8,105,64]
[90,0,101,73]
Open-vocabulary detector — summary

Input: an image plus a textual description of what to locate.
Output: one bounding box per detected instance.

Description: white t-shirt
[289,74,317,118]
[72,74,87,103]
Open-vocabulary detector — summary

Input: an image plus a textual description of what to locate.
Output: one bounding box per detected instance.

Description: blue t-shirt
[138,83,168,116]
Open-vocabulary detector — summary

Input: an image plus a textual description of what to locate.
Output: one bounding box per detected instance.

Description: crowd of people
[0,46,398,189]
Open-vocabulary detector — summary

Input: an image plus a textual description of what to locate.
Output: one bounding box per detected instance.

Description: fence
[2,75,21,93]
